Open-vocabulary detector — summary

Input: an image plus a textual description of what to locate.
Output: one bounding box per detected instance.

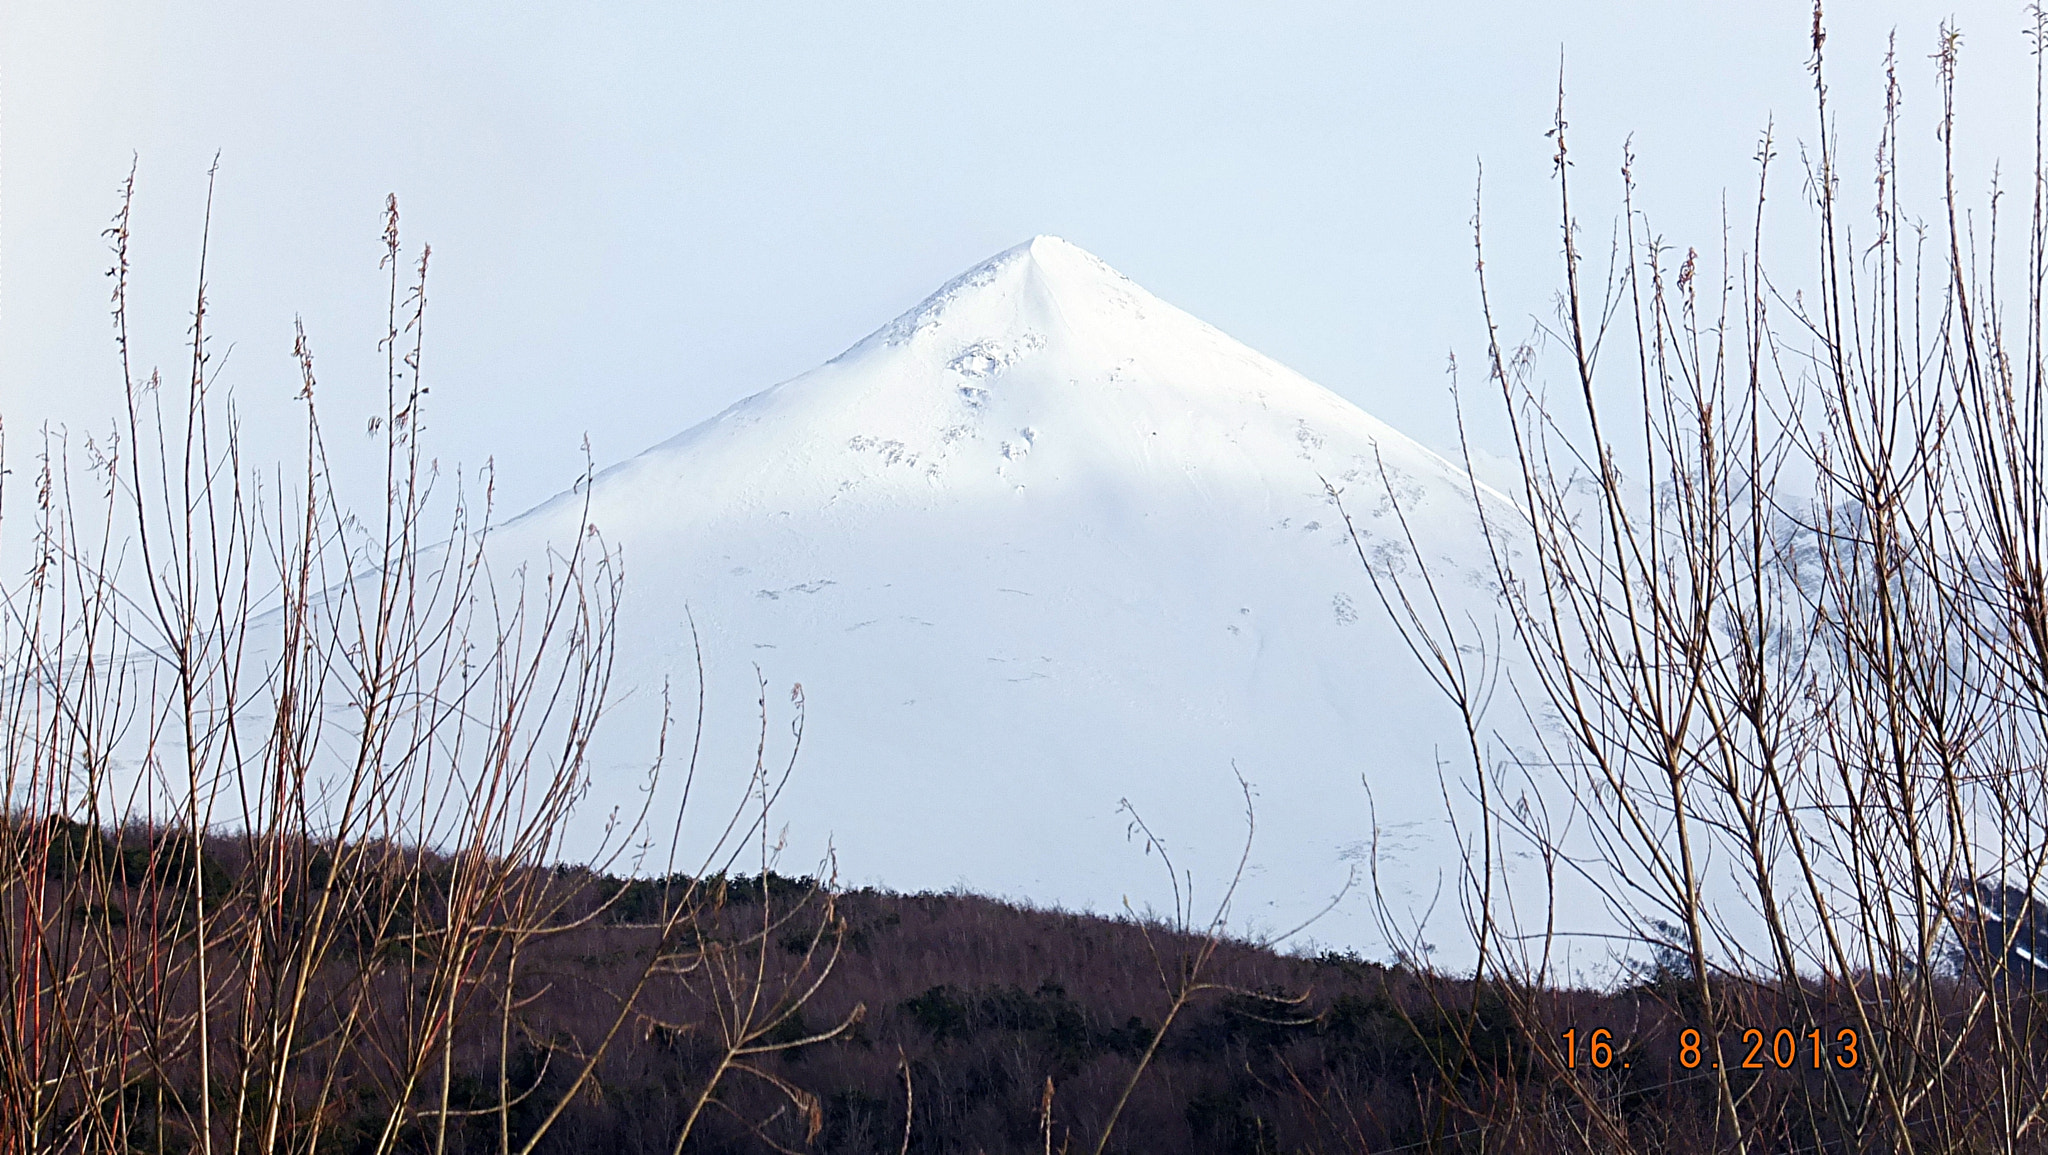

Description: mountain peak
[854,235,1152,355]
[1016,234,1119,282]
[489,238,1506,955]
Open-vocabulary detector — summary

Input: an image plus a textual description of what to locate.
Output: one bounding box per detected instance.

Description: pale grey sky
[2,1,2036,518]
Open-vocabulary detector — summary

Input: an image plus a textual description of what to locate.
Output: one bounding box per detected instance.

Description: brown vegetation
[0,818,1940,1155]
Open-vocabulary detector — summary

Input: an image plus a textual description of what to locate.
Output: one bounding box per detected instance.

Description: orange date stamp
[1560,1027,1862,1070]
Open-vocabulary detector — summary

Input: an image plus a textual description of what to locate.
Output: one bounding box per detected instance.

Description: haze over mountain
[494,237,1513,954]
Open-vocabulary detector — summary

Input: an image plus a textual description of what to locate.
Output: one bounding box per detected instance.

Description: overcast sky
[3,2,2039,519]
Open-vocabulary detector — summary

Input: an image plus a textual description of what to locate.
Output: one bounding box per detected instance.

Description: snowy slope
[491,237,1512,954]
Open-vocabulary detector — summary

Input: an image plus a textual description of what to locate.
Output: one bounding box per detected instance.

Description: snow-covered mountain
[493,237,1509,953]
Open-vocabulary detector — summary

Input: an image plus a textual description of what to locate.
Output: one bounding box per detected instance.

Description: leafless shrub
[0,170,850,1155]
[1350,4,2048,1151]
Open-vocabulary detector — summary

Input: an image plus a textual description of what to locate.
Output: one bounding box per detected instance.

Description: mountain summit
[514,235,1473,533]
[497,238,1504,952]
